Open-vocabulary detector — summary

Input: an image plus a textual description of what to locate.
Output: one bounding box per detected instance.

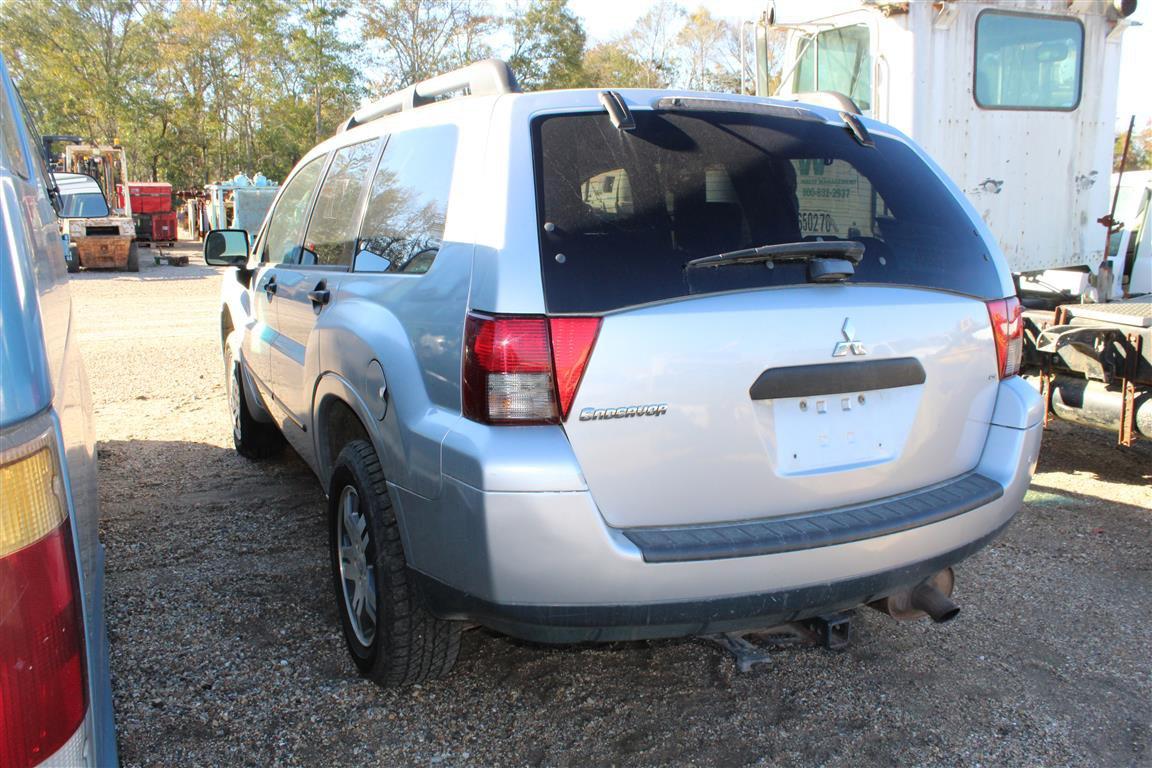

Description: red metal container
[150,211,177,244]
[117,183,173,215]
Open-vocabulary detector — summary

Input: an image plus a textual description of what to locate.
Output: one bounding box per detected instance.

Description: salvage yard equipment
[764,0,1149,444]
[118,182,177,247]
[55,142,138,271]
[204,173,278,241]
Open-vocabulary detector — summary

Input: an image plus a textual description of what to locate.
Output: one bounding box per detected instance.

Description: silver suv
[205,61,1043,687]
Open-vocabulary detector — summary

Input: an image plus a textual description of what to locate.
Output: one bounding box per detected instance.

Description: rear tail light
[986,296,1023,379]
[463,313,601,424]
[1,423,88,768]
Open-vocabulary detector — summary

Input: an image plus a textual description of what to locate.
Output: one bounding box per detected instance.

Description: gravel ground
[70,242,1151,768]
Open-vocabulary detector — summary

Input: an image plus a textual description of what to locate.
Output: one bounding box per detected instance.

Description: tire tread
[335,440,461,687]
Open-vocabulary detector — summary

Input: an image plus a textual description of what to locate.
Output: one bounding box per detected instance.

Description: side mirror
[204,229,250,267]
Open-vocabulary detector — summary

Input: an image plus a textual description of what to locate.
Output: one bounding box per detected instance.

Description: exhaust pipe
[909,580,961,623]
[869,568,960,624]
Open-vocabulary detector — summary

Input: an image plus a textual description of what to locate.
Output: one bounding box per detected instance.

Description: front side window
[356,124,458,274]
[262,153,327,265]
[975,12,1084,110]
[302,139,381,268]
[792,25,872,112]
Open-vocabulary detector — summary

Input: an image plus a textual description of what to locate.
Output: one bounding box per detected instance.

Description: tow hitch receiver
[804,611,854,651]
[703,611,854,673]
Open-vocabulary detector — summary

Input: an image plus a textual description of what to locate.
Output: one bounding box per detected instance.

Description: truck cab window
[794,25,872,113]
[974,12,1083,110]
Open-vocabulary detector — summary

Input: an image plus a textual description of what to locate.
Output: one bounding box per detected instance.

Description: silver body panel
[218,87,1041,634]
[566,285,999,528]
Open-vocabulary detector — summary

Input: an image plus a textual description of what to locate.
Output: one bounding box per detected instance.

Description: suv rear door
[533,106,1009,528]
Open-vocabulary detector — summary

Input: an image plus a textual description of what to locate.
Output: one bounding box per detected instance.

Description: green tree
[676,7,738,92]
[0,0,157,143]
[507,0,587,90]
[289,0,362,141]
[1115,123,1152,172]
[582,41,652,88]
[360,0,494,93]
[627,0,684,88]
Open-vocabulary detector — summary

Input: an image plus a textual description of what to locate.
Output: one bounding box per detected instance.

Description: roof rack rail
[338,59,520,133]
[780,91,862,115]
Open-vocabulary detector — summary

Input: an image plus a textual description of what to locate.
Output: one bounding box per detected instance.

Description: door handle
[308,280,330,308]
[263,276,277,297]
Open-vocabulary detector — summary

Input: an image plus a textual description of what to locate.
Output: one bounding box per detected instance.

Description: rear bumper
[411,520,1010,643]
[400,378,1042,642]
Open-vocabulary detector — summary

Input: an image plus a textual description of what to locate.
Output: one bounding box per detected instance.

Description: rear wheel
[125,242,140,272]
[225,347,283,459]
[65,244,79,273]
[329,440,461,687]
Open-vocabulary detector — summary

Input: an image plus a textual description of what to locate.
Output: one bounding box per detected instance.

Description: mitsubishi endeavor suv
[205,60,1043,688]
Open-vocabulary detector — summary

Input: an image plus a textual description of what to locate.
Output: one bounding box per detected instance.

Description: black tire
[225,347,283,459]
[66,244,80,273]
[329,440,461,687]
[125,242,140,272]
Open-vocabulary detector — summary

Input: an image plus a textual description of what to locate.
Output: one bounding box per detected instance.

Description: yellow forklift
[52,139,138,272]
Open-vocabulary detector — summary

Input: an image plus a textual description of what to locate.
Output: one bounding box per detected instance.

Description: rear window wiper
[684,240,865,270]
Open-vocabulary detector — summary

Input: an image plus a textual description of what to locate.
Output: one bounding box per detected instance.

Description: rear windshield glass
[532,109,1001,313]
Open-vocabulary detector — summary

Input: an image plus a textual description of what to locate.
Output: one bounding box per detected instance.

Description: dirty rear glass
[533,109,1001,314]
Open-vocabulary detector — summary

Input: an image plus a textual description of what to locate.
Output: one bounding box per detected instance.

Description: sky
[567,0,1152,126]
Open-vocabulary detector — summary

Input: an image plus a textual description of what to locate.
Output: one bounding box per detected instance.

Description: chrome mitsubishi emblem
[832,318,867,357]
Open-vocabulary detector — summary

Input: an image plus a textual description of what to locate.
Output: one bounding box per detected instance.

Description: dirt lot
[70,242,1151,768]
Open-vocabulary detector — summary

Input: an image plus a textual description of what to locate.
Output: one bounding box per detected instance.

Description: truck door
[962,9,1092,273]
[268,138,381,434]
[252,153,327,415]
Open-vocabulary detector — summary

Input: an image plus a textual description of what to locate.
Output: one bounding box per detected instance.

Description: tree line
[1,0,782,190]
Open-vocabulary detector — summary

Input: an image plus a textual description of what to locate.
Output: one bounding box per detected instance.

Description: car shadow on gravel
[1035,420,1152,482]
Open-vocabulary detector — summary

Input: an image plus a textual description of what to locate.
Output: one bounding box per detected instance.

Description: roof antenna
[599,91,636,132]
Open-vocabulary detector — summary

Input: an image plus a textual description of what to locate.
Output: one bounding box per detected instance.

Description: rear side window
[262,153,327,265]
[533,110,1001,314]
[303,139,381,268]
[974,12,1083,110]
[356,124,458,274]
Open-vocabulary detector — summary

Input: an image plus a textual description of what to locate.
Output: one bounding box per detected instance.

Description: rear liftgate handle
[308,280,330,311]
